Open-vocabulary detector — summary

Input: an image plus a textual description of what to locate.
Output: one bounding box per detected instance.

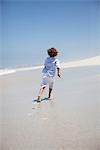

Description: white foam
[16,65,43,72]
[0,69,16,76]
[0,66,43,76]
[61,55,100,69]
[0,55,100,76]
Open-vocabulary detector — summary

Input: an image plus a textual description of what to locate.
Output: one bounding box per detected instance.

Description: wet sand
[0,66,100,150]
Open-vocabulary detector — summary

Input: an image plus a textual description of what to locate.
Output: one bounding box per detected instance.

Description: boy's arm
[57,67,61,78]
[55,59,61,78]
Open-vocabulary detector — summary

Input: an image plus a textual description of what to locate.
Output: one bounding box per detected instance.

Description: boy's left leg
[37,87,46,102]
[37,76,47,102]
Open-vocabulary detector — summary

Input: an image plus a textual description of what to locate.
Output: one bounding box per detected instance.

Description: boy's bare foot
[37,96,41,103]
[48,96,53,100]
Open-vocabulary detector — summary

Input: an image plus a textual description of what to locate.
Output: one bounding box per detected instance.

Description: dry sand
[0,66,100,150]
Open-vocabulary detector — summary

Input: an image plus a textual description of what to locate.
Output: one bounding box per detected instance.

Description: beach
[1,1,100,149]
[0,65,100,150]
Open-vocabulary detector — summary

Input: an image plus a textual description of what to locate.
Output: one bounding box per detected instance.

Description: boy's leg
[37,76,47,102]
[48,77,54,99]
[48,88,52,99]
[37,87,45,102]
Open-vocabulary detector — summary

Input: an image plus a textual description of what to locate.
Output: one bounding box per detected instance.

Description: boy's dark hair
[47,48,58,57]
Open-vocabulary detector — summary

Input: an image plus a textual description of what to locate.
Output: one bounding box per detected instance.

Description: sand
[0,66,100,150]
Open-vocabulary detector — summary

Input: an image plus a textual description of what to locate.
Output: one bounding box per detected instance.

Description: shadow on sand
[33,97,49,103]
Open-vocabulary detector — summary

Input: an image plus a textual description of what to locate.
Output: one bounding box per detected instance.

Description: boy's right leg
[48,77,54,99]
[48,88,52,99]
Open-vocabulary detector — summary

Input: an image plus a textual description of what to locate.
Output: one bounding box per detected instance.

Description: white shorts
[41,75,54,89]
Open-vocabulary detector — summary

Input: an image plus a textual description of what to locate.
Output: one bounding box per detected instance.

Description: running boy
[37,48,61,102]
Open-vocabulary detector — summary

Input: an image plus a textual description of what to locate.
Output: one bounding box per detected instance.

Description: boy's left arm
[55,59,61,78]
[57,67,61,78]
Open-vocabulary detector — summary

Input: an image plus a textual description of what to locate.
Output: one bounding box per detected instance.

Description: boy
[37,48,61,102]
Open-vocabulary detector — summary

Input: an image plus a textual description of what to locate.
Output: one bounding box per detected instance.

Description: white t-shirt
[42,57,60,77]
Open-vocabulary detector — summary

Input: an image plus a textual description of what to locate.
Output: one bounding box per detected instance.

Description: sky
[0,0,100,68]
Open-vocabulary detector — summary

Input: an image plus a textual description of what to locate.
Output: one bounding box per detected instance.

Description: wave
[0,66,43,76]
[62,55,100,69]
[0,69,17,76]
[0,55,100,76]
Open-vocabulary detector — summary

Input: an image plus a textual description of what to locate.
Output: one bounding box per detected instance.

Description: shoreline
[0,55,100,76]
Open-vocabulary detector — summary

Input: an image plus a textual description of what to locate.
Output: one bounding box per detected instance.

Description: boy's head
[47,48,58,57]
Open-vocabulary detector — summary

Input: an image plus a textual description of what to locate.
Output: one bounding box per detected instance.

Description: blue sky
[1,0,100,68]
